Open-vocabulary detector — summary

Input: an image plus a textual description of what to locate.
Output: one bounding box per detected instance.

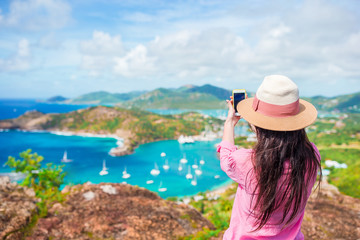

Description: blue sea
[0,99,242,198]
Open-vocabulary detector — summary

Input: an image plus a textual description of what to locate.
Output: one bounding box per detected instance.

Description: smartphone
[232,89,247,116]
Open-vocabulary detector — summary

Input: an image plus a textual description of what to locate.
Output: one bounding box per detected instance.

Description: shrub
[5,149,66,216]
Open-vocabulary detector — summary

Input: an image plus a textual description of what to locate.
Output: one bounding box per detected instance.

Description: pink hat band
[252,95,300,118]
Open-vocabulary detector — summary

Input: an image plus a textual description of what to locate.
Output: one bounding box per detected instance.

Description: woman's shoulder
[236,147,254,154]
[233,147,254,163]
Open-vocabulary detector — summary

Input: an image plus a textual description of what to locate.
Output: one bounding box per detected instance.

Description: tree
[5,149,66,216]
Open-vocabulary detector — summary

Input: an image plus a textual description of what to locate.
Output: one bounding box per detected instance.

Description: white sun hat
[237,75,317,131]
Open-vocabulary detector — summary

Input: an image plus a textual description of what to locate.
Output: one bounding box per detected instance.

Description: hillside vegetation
[66,90,145,104]
[304,92,360,113]
[307,113,360,198]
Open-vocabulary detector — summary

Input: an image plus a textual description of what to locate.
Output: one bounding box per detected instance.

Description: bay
[0,130,228,198]
[0,99,246,198]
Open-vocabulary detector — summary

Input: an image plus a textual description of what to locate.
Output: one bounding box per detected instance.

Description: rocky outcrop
[301,180,360,239]
[27,183,214,239]
[1,175,359,240]
[0,176,39,240]
[0,110,47,129]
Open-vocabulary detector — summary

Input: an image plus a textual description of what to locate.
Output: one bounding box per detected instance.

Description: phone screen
[233,92,245,113]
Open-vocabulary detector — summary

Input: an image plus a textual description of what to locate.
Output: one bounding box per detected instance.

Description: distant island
[0,106,223,156]
[46,95,68,102]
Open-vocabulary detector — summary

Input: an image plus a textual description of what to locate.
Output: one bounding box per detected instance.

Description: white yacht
[122,166,131,179]
[163,159,170,170]
[195,166,202,176]
[178,162,183,172]
[199,158,205,165]
[158,181,167,192]
[192,159,199,169]
[99,160,109,176]
[191,175,197,186]
[160,152,166,157]
[150,163,160,176]
[185,166,193,179]
[146,180,154,184]
[180,154,188,164]
[178,135,195,144]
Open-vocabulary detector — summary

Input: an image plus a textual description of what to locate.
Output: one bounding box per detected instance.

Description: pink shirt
[217,140,320,240]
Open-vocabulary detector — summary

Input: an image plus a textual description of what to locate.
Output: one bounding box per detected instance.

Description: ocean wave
[0,172,27,181]
[50,131,123,142]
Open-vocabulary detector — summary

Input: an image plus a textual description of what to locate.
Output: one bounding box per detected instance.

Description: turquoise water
[0,99,94,120]
[0,100,242,198]
[0,130,228,198]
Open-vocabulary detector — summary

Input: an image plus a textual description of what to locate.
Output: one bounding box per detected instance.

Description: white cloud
[113,44,156,77]
[0,39,31,72]
[80,31,124,56]
[38,32,62,49]
[18,39,30,57]
[74,0,360,96]
[3,0,359,97]
[80,31,125,76]
[123,12,154,23]
[0,0,71,31]
[78,0,360,90]
[0,39,30,72]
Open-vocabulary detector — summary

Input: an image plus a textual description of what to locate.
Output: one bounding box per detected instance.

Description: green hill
[47,95,68,102]
[305,92,360,113]
[68,91,145,104]
[185,84,232,100]
[62,84,358,112]
[121,87,226,109]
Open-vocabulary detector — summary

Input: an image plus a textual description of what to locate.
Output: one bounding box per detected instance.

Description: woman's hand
[225,96,241,127]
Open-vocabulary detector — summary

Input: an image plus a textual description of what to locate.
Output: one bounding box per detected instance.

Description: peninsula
[0,106,223,156]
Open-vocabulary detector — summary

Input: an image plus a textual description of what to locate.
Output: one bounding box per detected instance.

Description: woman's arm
[217,97,250,185]
[222,97,241,144]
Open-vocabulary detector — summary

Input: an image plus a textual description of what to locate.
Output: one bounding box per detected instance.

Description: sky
[0,0,359,99]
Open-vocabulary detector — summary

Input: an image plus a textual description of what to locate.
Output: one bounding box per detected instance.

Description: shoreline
[2,128,125,156]
[175,178,234,202]
[1,128,232,200]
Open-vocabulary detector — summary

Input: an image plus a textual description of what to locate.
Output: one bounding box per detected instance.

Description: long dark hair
[250,127,321,231]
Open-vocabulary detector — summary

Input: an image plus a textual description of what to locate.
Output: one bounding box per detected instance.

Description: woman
[217,75,321,239]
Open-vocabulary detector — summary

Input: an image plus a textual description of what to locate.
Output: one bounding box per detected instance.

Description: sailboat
[146,179,154,184]
[186,166,193,179]
[191,175,197,186]
[61,151,73,163]
[178,162,183,171]
[195,165,202,176]
[192,159,198,169]
[180,154,188,164]
[102,159,108,171]
[99,159,109,176]
[122,166,131,179]
[150,163,160,176]
[163,159,170,170]
[158,181,167,192]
